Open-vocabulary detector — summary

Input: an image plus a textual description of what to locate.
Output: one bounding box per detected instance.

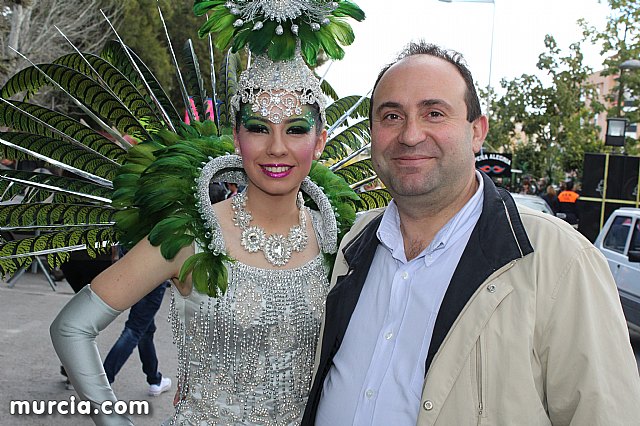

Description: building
[587,70,638,141]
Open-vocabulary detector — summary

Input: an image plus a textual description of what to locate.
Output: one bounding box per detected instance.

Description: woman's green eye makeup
[240,106,262,129]
[240,105,316,132]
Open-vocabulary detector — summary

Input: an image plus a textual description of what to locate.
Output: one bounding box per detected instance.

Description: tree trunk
[8,4,26,55]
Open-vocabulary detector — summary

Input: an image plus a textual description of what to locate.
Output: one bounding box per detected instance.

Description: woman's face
[234,104,326,198]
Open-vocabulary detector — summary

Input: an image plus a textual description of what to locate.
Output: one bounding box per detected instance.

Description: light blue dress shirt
[316,172,484,426]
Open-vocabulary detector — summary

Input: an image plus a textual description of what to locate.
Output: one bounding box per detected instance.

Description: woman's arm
[91,237,193,310]
[50,238,194,425]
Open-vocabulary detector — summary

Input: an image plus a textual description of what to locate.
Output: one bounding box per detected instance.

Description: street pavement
[1,271,177,425]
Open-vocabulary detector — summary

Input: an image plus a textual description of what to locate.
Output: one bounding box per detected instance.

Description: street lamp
[616,59,640,116]
[605,117,628,147]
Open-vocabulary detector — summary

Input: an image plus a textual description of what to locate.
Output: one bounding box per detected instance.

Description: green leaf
[322,120,370,162]
[0,132,119,181]
[357,189,392,211]
[325,96,370,126]
[320,79,338,101]
[0,100,127,162]
[0,170,112,203]
[0,203,115,228]
[101,40,181,127]
[0,227,117,279]
[53,53,163,132]
[335,158,376,185]
[1,64,150,140]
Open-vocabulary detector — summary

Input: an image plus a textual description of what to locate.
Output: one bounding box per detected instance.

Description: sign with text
[475,152,511,177]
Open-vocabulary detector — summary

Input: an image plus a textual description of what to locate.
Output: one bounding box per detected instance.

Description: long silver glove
[50,285,133,426]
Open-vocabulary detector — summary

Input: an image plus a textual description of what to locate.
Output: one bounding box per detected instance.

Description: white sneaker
[148,377,172,396]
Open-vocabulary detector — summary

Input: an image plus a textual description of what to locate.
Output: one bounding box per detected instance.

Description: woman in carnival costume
[0,0,371,424]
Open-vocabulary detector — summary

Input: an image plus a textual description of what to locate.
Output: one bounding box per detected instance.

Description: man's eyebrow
[375,99,451,114]
[375,101,402,115]
[420,99,449,108]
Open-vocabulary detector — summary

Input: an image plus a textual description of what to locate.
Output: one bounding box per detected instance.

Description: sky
[319,0,613,97]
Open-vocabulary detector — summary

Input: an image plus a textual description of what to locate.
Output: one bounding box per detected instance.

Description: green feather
[335,1,366,21]
[269,31,298,61]
[316,27,345,60]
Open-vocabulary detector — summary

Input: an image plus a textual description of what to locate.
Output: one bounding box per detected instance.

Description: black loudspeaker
[621,156,639,201]
[581,153,605,198]
[606,155,625,200]
[581,154,640,201]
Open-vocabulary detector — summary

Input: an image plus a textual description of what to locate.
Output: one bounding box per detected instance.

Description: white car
[510,193,555,215]
[594,208,640,332]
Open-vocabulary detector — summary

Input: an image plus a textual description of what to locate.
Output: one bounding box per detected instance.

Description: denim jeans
[103,282,168,385]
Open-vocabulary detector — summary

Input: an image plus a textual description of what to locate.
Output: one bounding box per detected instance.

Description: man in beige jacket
[302,41,640,425]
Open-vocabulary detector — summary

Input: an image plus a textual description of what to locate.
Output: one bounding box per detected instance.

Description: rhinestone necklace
[231,191,308,267]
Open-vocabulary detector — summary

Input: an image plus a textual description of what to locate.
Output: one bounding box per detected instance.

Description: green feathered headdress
[194,0,365,66]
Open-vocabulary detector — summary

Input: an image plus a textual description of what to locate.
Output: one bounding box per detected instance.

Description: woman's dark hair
[369,41,482,123]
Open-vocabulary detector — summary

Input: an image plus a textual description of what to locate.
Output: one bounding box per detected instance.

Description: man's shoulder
[350,208,385,234]
[517,206,592,250]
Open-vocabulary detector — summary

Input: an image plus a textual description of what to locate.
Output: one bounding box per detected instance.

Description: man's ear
[471,115,489,153]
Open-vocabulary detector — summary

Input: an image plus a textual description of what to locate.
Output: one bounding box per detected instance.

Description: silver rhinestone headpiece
[231,52,326,125]
[226,1,339,34]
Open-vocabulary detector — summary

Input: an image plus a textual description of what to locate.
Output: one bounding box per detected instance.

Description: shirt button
[384,331,393,340]
[423,400,433,411]
[487,284,496,293]
[365,389,375,399]
[401,271,409,280]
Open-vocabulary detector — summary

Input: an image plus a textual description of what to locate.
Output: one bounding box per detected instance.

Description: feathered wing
[0,38,180,277]
[0,1,385,296]
[100,40,182,127]
[320,95,390,212]
[182,40,209,121]
[216,50,243,127]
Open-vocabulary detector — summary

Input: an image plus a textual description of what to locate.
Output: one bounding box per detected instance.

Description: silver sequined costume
[167,163,336,425]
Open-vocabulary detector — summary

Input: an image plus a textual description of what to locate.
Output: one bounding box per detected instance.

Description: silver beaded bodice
[168,198,332,425]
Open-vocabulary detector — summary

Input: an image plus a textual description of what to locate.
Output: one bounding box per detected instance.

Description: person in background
[557,180,580,227]
[225,182,240,198]
[103,278,171,396]
[303,41,640,425]
[541,184,560,214]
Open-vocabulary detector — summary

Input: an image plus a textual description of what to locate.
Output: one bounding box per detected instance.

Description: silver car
[594,208,640,332]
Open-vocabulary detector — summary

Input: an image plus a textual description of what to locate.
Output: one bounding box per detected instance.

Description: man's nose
[399,116,426,146]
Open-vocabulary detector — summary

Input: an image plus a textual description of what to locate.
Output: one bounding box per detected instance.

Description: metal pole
[617,68,625,117]
[488,1,496,91]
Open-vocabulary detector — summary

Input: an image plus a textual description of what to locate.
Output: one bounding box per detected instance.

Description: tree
[485,36,604,183]
[0,0,122,85]
[113,0,249,118]
[581,0,640,151]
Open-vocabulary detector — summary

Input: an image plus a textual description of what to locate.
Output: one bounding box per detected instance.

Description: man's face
[370,55,486,200]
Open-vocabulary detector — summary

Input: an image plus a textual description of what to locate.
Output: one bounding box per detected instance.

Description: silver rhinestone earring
[235,148,241,155]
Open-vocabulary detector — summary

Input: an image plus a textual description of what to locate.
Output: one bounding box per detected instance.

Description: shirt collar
[377,171,485,264]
